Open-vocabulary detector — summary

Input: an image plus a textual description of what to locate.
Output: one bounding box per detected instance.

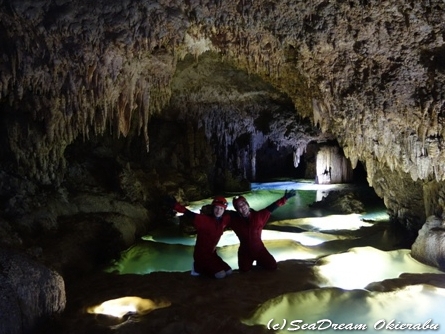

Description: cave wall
[5,2,445,328]
[1,0,445,230]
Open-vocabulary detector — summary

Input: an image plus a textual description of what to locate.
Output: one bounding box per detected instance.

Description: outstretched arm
[165,195,196,219]
[265,189,296,212]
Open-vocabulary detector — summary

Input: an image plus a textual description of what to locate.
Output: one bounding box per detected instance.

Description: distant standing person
[230,190,296,272]
[170,196,232,279]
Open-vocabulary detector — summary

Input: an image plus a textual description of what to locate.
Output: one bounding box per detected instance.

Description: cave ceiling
[170,51,330,156]
[1,0,445,224]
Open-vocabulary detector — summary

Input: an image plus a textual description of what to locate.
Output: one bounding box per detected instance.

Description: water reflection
[106,180,394,275]
[100,180,445,332]
[243,284,445,334]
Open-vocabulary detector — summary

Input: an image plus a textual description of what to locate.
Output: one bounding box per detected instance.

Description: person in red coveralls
[231,190,296,272]
[171,196,233,279]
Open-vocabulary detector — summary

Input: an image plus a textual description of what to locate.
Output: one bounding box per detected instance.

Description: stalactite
[293,144,306,168]
[251,150,256,180]
[2,0,445,188]
[293,151,299,168]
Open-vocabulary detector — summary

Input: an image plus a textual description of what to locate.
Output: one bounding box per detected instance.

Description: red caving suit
[192,212,232,276]
[230,198,286,272]
[174,203,231,276]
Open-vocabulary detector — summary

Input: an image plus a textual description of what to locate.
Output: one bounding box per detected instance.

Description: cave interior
[2,1,445,333]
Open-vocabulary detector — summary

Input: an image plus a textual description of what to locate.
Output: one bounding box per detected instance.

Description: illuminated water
[106,180,391,275]
[98,180,445,333]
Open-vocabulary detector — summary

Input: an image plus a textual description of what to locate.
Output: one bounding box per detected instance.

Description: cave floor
[37,182,445,334]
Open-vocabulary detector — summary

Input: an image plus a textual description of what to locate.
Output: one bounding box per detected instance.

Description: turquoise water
[106,180,390,275]
[97,181,445,334]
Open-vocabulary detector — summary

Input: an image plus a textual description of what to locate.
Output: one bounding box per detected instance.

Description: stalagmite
[412,214,445,270]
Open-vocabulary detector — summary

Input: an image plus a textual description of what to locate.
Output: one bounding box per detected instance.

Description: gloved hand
[164,195,177,208]
[164,195,187,214]
[173,202,187,214]
[284,189,296,199]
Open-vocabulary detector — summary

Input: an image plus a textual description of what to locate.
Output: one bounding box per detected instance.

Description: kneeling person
[171,196,232,279]
[231,190,296,272]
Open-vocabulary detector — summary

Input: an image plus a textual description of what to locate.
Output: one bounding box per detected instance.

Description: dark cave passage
[254,140,369,186]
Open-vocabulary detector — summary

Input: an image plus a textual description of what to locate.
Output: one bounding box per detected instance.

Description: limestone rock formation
[0,249,66,334]
[1,0,444,230]
[309,191,366,215]
[411,214,445,270]
[2,0,445,329]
